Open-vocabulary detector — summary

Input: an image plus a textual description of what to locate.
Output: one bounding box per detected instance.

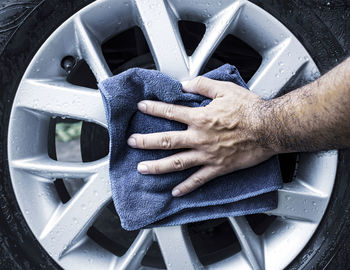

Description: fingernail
[172,189,181,197]
[137,102,147,112]
[127,137,136,147]
[138,163,148,174]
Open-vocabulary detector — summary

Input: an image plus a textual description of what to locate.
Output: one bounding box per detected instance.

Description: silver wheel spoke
[248,38,309,99]
[190,1,245,77]
[116,229,153,270]
[11,156,107,179]
[134,0,189,79]
[265,180,329,223]
[229,216,264,270]
[16,78,107,127]
[74,16,112,82]
[153,226,202,270]
[39,167,111,260]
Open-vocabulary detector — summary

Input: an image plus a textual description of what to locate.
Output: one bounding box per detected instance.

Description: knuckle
[137,136,146,148]
[164,104,175,120]
[214,156,225,166]
[160,134,172,149]
[193,111,209,127]
[152,164,161,174]
[192,176,204,187]
[180,182,192,194]
[172,156,185,170]
[193,76,205,89]
[196,135,207,145]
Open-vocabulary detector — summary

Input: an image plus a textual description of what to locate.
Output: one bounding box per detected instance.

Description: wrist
[251,97,282,155]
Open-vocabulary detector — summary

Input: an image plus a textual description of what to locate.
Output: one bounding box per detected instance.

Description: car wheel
[0,0,349,269]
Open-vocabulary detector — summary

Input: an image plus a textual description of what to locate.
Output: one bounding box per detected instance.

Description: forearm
[261,57,350,153]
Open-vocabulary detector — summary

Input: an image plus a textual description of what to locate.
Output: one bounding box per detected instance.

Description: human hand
[127,76,276,197]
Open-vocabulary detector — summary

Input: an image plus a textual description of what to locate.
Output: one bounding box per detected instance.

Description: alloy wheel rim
[7,0,337,269]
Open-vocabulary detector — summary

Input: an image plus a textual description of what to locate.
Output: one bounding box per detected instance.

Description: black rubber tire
[0,0,349,269]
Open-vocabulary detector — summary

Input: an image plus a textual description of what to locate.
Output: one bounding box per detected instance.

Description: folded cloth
[99,64,282,231]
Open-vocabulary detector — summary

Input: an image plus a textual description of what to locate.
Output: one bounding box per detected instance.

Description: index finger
[137,100,197,125]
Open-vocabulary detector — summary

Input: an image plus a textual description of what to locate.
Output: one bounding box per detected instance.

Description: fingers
[181,76,226,99]
[127,131,194,150]
[172,166,219,197]
[137,150,204,174]
[137,100,197,125]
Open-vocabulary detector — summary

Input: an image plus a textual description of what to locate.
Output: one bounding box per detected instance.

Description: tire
[0,0,349,269]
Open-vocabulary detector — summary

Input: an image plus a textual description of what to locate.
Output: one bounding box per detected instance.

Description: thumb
[181,76,225,99]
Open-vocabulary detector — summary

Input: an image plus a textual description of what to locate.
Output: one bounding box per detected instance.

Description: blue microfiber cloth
[99,64,282,231]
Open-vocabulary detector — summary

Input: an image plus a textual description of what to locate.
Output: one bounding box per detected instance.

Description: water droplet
[279,68,285,74]
[73,218,78,224]
[25,209,29,215]
[274,39,278,45]
[304,56,309,61]
[286,195,291,200]
[288,52,292,57]
[93,190,98,196]
[298,56,303,61]
[275,73,280,78]
[81,204,86,210]
[312,201,316,206]
[278,61,284,66]
[326,2,330,6]
[304,209,308,213]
